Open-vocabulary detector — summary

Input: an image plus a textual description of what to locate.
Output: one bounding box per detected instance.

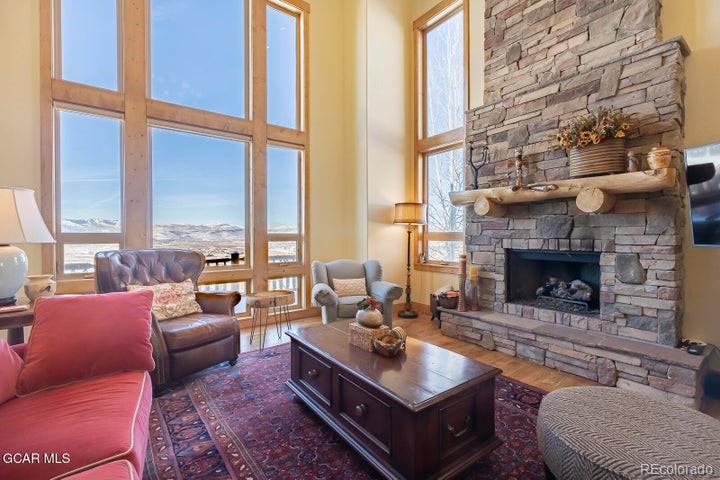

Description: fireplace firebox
[506,250,601,314]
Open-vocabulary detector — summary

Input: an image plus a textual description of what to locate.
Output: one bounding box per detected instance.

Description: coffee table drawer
[439,394,478,457]
[338,374,391,453]
[298,346,332,406]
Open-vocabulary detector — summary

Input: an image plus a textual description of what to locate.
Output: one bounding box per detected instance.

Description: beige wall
[663,0,720,346]
[308,0,362,263]
[365,0,412,288]
[0,0,42,279]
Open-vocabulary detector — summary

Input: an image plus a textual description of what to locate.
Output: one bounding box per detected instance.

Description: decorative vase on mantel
[569,138,626,178]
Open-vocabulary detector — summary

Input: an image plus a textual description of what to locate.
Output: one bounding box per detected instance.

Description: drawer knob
[307,368,319,378]
[354,403,369,417]
[447,415,472,439]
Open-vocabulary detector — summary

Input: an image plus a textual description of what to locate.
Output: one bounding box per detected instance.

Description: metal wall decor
[466,143,491,190]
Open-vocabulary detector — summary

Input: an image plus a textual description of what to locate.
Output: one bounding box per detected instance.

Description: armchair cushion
[338,295,366,318]
[16,291,155,396]
[0,340,23,404]
[128,279,202,320]
[160,313,237,351]
[64,460,139,480]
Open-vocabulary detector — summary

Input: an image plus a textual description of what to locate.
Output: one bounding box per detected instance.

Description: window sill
[413,262,460,275]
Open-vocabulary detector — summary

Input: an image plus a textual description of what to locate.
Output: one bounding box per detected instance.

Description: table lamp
[393,202,427,318]
[0,188,55,305]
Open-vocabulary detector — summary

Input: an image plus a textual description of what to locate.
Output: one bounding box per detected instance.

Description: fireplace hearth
[507,250,600,314]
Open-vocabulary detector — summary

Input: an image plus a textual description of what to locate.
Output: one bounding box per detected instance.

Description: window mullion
[123,0,150,249]
[251,0,269,292]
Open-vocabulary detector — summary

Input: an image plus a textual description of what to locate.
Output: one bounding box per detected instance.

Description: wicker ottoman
[537,387,720,480]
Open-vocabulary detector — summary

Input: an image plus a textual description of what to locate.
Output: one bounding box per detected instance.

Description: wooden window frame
[39,0,312,314]
[413,0,468,274]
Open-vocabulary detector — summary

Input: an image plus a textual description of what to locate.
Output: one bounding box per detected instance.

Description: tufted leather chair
[95,249,241,389]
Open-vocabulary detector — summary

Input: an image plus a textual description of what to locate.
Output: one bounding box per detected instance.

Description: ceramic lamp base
[0,245,28,304]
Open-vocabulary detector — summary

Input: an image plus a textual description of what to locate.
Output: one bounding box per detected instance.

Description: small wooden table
[247,290,295,350]
[0,305,33,345]
[286,324,502,480]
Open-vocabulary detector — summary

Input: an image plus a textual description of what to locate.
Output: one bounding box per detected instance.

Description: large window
[42,0,310,312]
[414,0,466,268]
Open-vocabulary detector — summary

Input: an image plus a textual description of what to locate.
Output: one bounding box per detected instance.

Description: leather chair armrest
[311,282,339,307]
[370,280,403,302]
[149,313,170,390]
[195,291,242,316]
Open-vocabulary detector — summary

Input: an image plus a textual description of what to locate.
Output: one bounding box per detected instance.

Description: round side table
[247,290,295,350]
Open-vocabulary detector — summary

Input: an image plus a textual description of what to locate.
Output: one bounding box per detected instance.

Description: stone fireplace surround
[439,0,714,408]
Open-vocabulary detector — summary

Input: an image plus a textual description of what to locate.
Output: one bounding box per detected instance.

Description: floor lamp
[393,202,427,319]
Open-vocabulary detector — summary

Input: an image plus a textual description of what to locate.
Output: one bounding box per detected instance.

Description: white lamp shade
[0,188,55,244]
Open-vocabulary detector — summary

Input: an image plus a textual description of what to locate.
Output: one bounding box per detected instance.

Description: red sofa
[0,291,155,480]
[0,344,151,480]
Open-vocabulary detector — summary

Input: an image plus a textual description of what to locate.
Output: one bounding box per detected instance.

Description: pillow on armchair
[128,279,202,320]
[333,278,367,297]
[16,290,155,396]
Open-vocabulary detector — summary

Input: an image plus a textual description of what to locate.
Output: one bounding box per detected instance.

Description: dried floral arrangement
[357,297,383,310]
[553,107,634,149]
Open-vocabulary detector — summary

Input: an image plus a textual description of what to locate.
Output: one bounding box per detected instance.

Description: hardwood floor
[240,311,596,393]
[240,311,720,417]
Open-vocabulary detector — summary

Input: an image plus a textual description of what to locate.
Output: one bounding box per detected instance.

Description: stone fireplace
[438,0,713,408]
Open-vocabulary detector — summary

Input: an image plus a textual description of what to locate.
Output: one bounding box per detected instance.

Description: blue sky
[59,0,299,228]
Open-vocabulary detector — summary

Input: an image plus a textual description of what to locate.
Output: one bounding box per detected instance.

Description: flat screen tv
[685,141,720,246]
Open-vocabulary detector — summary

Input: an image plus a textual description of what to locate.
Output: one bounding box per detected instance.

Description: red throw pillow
[0,340,23,403]
[16,290,155,395]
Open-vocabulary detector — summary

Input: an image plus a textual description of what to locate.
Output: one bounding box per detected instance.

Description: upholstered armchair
[311,259,402,326]
[95,249,241,389]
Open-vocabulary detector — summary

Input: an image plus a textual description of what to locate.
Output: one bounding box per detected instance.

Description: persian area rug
[144,343,547,480]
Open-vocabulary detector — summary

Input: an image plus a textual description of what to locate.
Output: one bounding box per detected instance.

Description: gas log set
[535,277,594,313]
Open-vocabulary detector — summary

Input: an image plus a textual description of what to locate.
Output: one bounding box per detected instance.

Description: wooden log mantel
[450,168,676,216]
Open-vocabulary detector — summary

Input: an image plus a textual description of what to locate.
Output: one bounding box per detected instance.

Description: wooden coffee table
[286,324,502,480]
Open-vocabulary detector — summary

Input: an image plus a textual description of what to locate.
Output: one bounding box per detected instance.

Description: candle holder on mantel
[457,254,467,312]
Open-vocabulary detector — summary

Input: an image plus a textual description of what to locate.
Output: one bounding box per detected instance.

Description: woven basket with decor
[569,138,626,178]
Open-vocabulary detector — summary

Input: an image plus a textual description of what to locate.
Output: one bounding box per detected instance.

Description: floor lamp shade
[0,188,55,304]
[393,202,427,225]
